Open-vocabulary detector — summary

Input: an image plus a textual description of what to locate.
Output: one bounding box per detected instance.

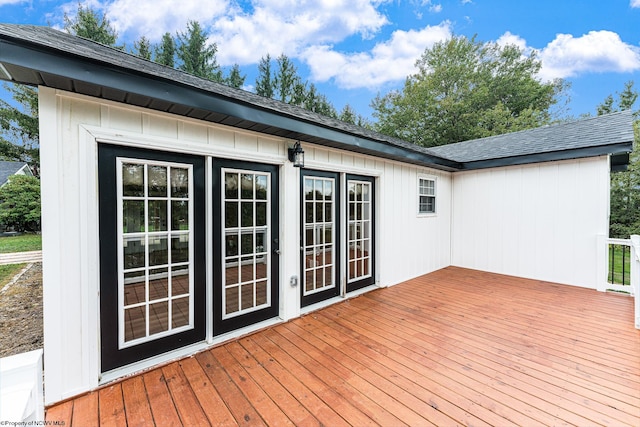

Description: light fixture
[288,141,305,168]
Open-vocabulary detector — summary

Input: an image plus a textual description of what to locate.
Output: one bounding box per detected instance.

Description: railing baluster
[622,245,627,286]
[610,244,615,284]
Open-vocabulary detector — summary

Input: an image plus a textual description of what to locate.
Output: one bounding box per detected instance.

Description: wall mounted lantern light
[288,141,305,168]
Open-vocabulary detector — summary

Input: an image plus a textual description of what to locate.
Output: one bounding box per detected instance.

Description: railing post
[596,234,607,292]
[630,235,640,329]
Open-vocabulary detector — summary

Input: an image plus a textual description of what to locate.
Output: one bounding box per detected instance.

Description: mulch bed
[0,262,43,358]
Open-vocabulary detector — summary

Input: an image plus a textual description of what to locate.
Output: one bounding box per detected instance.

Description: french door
[213,160,280,335]
[99,144,206,372]
[346,174,376,292]
[300,170,340,307]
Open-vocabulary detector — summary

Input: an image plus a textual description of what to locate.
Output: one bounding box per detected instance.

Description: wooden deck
[46,267,640,426]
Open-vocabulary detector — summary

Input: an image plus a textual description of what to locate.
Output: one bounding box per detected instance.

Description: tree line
[0,4,638,236]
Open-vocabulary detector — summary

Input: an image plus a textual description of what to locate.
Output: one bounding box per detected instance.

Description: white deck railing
[630,235,640,329]
[0,349,44,422]
[597,234,640,329]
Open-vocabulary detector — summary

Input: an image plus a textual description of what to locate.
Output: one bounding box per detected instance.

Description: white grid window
[303,177,336,295]
[117,159,194,349]
[347,180,372,283]
[418,177,436,214]
[222,169,271,319]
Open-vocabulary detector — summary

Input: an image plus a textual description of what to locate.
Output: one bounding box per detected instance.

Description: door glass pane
[171,201,189,230]
[256,202,267,227]
[170,168,189,198]
[148,302,169,335]
[241,202,253,227]
[124,271,145,305]
[171,236,189,263]
[256,256,267,281]
[225,173,238,199]
[226,286,239,314]
[123,236,145,270]
[241,174,253,199]
[148,200,167,232]
[148,236,168,266]
[124,306,146,341]
[148,166,167,197]
[226,233,238,256]
[256,281,267,305]
[149,268,168,301]
[225,202,238,228]
[122,163,145,197]
[172,297,189,328]
[222,170,271,318]
[225,259,239,285]
[302,176,335,296]
[255,175,267,200]
[123,200,145,233]
[171,266,189,296]
[347,180,373,284]
[119,159,194,347]
[241,284,254,310]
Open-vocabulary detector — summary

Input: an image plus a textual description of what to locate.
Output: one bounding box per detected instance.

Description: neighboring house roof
[0,24,634,171]
[0,160,31,186]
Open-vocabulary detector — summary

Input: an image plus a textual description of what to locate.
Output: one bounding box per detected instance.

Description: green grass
[0,234,42,253]
[608,244,631,285]
[0,263,26,288]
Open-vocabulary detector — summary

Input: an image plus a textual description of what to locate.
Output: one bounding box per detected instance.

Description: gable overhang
[0,33,461,172]
[456,141,633,171]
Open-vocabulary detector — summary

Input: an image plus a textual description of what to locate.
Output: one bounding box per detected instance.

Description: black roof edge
[0,33,461,172]
[458,141,633,171]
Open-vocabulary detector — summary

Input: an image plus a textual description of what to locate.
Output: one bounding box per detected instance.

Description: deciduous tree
[372,35,566,147]
[0,84,39,168]
[0,175,41,232]
[603,81,639,238]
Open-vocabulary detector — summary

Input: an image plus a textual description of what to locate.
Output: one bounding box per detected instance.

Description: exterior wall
[39,87,452,404]
[451,157,610,288]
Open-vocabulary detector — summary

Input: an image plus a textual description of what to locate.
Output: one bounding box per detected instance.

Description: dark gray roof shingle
[429,110,635,165]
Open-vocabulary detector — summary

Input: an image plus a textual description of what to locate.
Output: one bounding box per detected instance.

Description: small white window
[418,177,436,214]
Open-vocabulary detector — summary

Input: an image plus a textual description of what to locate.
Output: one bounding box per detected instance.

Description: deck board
[45,267,640,426]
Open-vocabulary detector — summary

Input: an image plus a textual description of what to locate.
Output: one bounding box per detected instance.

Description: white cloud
[302,22,452,89]
[537,30,640,80]
[73,0,391,66]
[212,0,390,64]
[430,4,443,13]
[496,31,529,52]
[631,0,640,8]
[0,0,24,5]
[104,0,231,41]
[494,30,640,81]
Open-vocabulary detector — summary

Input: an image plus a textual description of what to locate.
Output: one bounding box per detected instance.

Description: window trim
[417,175,437,216]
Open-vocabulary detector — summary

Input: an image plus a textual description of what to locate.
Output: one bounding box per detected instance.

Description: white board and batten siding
[451,156,610,288]
[39,87,453,404]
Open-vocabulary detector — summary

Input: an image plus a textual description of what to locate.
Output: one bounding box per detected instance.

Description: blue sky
[1,0,640,120]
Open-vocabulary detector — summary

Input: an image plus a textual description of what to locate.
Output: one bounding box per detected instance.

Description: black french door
[212,159,280,335]
[99,144,206,372]
[346,174,376,292]
[300,170,341,307]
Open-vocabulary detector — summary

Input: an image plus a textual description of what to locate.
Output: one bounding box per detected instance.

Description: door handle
[274,248,281,255]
